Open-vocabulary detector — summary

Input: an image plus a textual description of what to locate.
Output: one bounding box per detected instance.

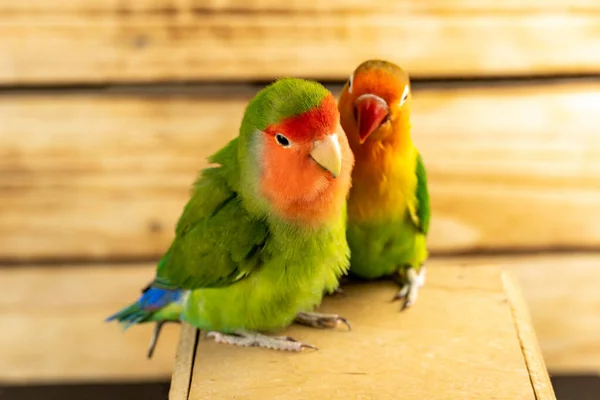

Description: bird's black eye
[275,133,291,147]
[348,74,354,94]
[400,85,410,106]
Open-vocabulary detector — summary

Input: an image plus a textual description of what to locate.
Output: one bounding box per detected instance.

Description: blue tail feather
[138,287,181,310]
[105,286,183,329]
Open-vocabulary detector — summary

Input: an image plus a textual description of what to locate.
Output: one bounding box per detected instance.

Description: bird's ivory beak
[354,93,389,144]
[310,133,342,178]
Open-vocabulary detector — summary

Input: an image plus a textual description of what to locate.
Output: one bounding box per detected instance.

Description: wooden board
[0,264,180,383]
[2,81,600,262]
[175,265,554,399]
[502,271,556,400]
[1,255,597,383]
[169,323,198,400]
[432,253,600,374]
[1,1,600,84]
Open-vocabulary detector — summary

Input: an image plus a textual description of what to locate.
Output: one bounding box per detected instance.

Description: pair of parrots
[106,59,430,355]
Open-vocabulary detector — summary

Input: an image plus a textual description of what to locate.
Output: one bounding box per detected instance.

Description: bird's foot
[392,265,426,311]
[294,311,352,331]
[147,320,181,359]
[205,330,317,352]
[326,276,349,297]
[329,287,346,297]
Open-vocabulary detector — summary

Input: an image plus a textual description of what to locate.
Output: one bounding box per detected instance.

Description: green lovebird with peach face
[338,59,431,310]
[107,78,355,354]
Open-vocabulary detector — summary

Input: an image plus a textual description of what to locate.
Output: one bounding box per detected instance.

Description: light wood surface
[169,323,198,400]
[1,255,597,383]
[179,265,551,399]
[502,271,556,399]
[512,256,600,375]
[0,1,599,83]
[0,264,180,383]
[6,0,600,12]
[1,81,599,261]
[434,253,600,374]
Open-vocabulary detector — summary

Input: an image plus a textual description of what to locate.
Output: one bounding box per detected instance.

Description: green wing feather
[156,138,269,289]
[411,152,431,235]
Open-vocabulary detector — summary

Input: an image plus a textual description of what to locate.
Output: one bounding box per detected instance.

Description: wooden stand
[169,265,556,400]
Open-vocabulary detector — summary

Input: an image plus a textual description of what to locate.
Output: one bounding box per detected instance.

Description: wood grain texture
[169,323,198,400]
[1,255,597,383]
[434,253,600,374]
[0,1,599,83]
[6,0,600,13]
[503,271,557,400]
[0,264,180,383]
[1,81,599,261]
[184,265,545,400]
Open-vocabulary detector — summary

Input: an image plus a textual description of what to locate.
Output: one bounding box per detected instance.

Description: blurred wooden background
[1,0,599,385]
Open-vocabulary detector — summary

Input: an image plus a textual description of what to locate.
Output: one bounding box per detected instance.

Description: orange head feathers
[338,59,412,151]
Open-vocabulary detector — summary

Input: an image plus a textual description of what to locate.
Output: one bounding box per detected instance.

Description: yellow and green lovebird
[107,78,355,355]
[337,59,431,310]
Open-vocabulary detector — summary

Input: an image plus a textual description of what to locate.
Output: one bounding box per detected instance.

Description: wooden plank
[169,323,198,400]
[6,0,600,13]
[513,256,600,375]
[503,271,557,400]
[0,264,180,383]
[1,254,597,383]
[1,81,600,261]
[433,253,600,374]
[183,265,546,399]
[0,1,599,83]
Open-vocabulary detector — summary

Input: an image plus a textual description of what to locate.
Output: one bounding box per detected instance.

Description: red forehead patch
[264,94,339,142]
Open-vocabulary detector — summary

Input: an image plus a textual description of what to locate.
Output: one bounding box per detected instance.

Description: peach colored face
[258,94,354,226]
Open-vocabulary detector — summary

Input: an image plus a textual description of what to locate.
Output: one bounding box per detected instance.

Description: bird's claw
[272,334,319,350]
[301,343,319,351]
[206,331,317,352]
[330,287,346,297]
[316,315,352,331]
[392,285,410,302]
[392,265,426,311]
[294,311,352,331]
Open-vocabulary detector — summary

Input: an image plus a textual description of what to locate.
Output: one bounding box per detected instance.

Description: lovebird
[337,59,431,310]
[107,78,355,355]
